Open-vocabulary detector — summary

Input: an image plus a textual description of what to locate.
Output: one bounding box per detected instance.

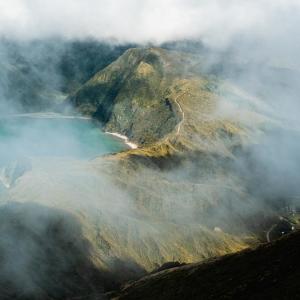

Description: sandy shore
[3,112,138,149]
[105,132,138,149]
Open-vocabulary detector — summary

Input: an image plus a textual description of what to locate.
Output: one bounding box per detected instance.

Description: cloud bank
[0,0,299,46]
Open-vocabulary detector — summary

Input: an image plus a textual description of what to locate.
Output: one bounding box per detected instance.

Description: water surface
[0,116,128,161]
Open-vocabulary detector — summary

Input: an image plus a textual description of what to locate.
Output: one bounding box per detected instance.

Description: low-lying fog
[0,114,127,161]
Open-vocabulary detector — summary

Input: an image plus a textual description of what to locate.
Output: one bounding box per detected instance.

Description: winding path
[162,90,189,145]
[173,91,188,136]
[174,96,185,135]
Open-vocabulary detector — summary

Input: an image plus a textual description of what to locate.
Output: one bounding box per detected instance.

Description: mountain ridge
[112,231,300,300]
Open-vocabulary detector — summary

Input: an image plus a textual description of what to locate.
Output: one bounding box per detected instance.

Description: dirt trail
[174,94,185,135]
[173,91,190,135]
[162,91,189,145]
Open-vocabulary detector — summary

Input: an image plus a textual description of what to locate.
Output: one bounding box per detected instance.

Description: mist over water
[0,116,128,160]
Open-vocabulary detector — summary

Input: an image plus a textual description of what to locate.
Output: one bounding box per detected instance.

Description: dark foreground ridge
[111,230,300,300]
[0,202,128,300]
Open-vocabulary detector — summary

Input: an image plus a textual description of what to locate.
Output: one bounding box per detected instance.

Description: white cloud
[0,0,299,45]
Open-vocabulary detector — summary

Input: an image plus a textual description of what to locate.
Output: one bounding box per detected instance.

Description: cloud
[0,0,299,45]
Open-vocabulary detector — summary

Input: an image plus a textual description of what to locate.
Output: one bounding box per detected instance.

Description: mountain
[1,43,299,299]
[64,45,300,287]
[112,231,300,300]
[69,47,272,153]
[69,47,182,145]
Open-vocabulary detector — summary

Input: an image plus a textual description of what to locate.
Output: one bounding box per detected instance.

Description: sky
[0,0,299,46]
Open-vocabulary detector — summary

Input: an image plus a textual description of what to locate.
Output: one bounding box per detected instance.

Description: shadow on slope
[0,202,144,300]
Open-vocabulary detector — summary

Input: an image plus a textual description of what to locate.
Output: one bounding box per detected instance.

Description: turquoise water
[0,117,128,159]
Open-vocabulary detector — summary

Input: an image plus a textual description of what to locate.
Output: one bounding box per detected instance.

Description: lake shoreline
[2,112,138,150]
[0,114,129,158]
[105,132,138,149]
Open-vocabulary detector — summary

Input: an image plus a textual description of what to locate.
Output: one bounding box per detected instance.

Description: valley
[0,40,299,299]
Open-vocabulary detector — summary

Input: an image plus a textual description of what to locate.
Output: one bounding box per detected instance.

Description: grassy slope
[70,48,182,144]
[71,46,272,157]
[67,46,279,272]
[2,43,298,299]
